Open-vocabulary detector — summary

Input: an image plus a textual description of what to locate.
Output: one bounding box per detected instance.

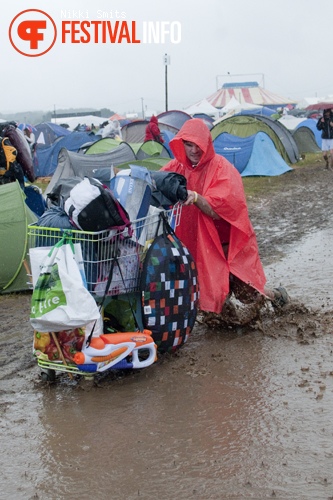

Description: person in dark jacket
[316,108,333,169]
[144,116,164,143]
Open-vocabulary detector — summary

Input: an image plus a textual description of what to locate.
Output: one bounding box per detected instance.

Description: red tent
[109,113,126,121]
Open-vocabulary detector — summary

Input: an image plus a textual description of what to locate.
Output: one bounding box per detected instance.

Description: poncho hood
[170,118,215,168]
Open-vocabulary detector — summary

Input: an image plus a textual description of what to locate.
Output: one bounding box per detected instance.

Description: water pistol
[73,329,157,372]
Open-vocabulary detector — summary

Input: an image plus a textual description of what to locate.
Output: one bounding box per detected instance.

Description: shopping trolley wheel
[41,369,56,383]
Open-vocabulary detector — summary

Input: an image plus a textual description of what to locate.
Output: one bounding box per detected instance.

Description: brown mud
[1,158,333,499]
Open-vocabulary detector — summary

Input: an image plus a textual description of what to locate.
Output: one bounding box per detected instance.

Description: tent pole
[165,59,168,112]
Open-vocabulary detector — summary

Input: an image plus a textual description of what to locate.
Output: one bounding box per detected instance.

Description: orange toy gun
[73,329,156,372]
[101,330,157,369]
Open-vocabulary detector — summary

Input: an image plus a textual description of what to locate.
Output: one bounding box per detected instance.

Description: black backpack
[64,176,132,233]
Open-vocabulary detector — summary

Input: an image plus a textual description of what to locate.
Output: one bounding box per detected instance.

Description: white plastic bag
[30,237,100,332]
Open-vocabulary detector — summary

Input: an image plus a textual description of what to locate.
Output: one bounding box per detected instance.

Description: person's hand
[183,190,198,205]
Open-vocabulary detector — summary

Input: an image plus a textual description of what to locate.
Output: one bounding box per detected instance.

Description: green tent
[136,140,171,160]
[0,182,37,294]
[211,115,298,164]
[84,138,171,160]
[116,157,170,171]
[84,137,121,154]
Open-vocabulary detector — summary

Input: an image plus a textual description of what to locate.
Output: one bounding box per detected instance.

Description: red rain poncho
[144,116,164,143]
[161,119,266,313]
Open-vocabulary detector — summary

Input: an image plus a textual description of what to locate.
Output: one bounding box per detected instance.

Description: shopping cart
[27,204,182,381]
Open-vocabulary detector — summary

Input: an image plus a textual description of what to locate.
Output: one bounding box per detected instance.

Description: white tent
[51,114,107,130]
[221,96,264,113]
[278,115,306,130]
[213,97,265,125]
[296,97,325,110]
[184,99,220,117]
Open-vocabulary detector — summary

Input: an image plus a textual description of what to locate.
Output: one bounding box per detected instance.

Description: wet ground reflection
[1,226,333,499]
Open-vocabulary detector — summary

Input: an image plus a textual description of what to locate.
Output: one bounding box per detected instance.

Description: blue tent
[35,122,71,146]
[157,110,192,131]
[213,132,292,177]
[34,131,98,177]
[235,106,275,117]
[160,130,175,158]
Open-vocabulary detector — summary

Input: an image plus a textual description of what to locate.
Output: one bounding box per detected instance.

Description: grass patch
[243,152,322,199]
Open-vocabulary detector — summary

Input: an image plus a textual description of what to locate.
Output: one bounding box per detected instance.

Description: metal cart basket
[27,204,182,298]
[27,204,182,380]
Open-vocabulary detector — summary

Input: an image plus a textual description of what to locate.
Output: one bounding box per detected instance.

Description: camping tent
[52,115,107,130]
[34,131,98,177]
[83,137,171,161]
[279,116,322,148]
[211,115,299,164]
[247,115,299,163]
[157,110,192,131]
[135,140,171,160]
[44,144,137,197]
[292,127,321,154]
[84,137,121,154]
[121,120,150,143]
[213,132,292,177]
[184,99,219,118]
[35,122,71,146]
[121,118,182,143]
[207,82,296,110]
[0,182,37,293]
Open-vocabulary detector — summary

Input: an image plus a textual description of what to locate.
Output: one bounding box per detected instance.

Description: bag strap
[85,239,142,347]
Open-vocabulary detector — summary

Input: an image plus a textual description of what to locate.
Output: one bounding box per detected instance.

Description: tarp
[213,132,292,176]
[0,182,37,293]
[207,81,296,110]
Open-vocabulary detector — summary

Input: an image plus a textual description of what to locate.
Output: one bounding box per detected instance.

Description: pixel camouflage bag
[140,214,199,353]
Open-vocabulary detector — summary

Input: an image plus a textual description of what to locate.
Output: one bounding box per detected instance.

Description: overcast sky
[1,0,332,115]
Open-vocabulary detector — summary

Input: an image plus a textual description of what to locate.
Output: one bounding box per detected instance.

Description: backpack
[140,214,199,353]
[64,176,132,234]
[0,136,25,188]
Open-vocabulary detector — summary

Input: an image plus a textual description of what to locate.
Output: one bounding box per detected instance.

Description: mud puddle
[1,225,333,499]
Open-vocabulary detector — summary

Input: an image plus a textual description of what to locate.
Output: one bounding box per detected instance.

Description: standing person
[144,115,164,143]
[316,108,333,169]
[161,118,289,320]
[23,127,36,153]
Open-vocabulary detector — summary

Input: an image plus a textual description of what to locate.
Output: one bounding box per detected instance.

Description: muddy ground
[1,156,333,499]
